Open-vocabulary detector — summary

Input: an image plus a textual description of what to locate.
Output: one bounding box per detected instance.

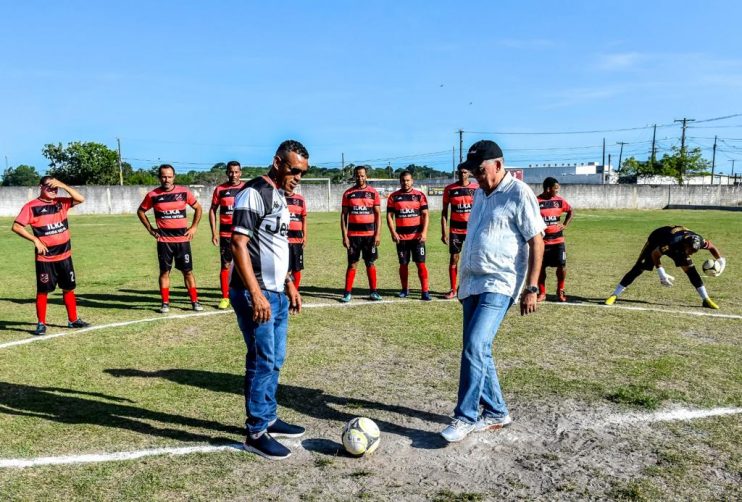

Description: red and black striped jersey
[15,197,74,262]
[537,194,572,245]
[342,185,381,237]
[139,186,197,243]
[442,181,479,235]
[388,188,428,241]
[285,192,307,244]
[211,182,246,238]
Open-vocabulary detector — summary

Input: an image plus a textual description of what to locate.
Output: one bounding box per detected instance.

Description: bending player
[605,225,725,309]
[441,164,478,299]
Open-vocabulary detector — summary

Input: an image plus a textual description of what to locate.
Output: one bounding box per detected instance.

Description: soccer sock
[538,282,546,295]
[366,265,377,291]
[62,290,78,322]
[449,265,457,291]
[557,280,565,291]
[696,286,709,300]
[344,268,356,293]
[399,264,409,291]
[188,287,199,303]
[612,285,626,297]
[36,293,48,324]
[292,271,302,289]
[220,269,230,298]
[161,288,170,304]
[417,263,429,292]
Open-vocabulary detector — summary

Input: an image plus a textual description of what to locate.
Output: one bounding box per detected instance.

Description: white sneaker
[440,418,476,442]
[474,414,512,432]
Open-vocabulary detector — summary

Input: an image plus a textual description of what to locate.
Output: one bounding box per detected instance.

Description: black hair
[158,164,175,176]
[543,177,559,190]
[39,176,53,186]
[354,165,368,174]
[276,140,309,161]
[399,170,412,181]
[226,160,241,170]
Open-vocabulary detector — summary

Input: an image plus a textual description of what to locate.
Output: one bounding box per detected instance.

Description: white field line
[1,298,740,351]
[0,406,740,469]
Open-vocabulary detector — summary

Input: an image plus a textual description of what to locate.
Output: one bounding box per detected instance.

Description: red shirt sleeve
[186,188,197,206]
[59,197,73,212]
[14,202,32,226]
[211,187,220,206]
[139,193,152,211]
[442,186,450,206]
[420,192,429,210]
[374,190,381,206]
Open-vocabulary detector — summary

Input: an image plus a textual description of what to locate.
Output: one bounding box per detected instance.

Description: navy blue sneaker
[267,419,306,438]
[243,431,291,460]
[68,318,90,328]
[398,290,409,299]
[421,291,432,301]
[34,323,47,336]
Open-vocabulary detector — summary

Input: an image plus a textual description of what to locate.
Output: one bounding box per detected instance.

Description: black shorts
[219,237,233,268]
[347,236,378,265]
[449,233,466,255]
[542,243,567,268]
[396,239,426,265]
[36,257,76,293]
[289,243,304,272]
[157,241,193,273]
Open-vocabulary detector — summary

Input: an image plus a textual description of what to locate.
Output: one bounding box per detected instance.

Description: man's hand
[420,233,427,243]
[441,233,448,245]
[657,267,675,287]
[250,290,272,323]
[342,236,350,249]
[554,223,565,231]
[185,226,197,240]
[717,256,726,275]
[148,228,159,239]
[520,292,538,315]
[391,232,400,244]
[34,238,49,255]
[211,235,219,246]
[286,282,302,314]
[374,235,380,247]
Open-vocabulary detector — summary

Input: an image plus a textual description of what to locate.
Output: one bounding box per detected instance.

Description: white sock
[696,286,709,300]
[612,285,626,297]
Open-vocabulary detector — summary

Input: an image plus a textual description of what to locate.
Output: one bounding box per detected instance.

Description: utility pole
[452,146,455,175]
[4,155,8,171]
[116,137,123,186]
[341,153,345,178]
[616,142,627,173]
[458,129,464,164]
[711,136,717,184]
[602,137,605,168]
[649,124,657,167]
[674,117,695,182]
[608,153,612,174]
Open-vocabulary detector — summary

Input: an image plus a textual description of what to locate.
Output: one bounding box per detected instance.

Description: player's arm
[562,208,574,229]
[285,275,302,314]
[386,210,399,243]
[373,205,381,247]
[301,212,308,249]
[440,200,449,244]
[231,233,271,323]
[47,178,85,206]
[420,208,429,243]
[136,207,159,239]
[340,206,350,248]
[651,247,675,286]
[185,201,203,239]
[208,202,219,246]
[705,240,725,274]
[521,233,544,315]
[11,222,48,255]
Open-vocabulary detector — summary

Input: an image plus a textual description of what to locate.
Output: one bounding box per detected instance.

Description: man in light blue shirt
[441,140,545,443]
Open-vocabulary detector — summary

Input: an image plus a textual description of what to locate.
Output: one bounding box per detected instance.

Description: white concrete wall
[1,183,740,217]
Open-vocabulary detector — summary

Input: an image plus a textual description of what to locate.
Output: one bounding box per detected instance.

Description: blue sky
[2,1,742,174]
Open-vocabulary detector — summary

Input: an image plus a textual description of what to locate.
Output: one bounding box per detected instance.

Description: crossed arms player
[605,225,725,309]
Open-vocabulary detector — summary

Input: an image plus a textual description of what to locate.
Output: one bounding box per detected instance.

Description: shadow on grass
[0,381,242,444]
[105,368,449,450]
[297,285,447,302]
[0,320,48,335]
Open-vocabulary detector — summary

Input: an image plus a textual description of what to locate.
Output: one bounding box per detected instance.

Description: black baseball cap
[460,140,504,171]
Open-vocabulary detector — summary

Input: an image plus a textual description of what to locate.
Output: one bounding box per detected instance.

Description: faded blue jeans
[230,288,289,434]
[454,292,514,424]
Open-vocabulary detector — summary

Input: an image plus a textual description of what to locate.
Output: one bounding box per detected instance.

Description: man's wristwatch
[523,285,538,295]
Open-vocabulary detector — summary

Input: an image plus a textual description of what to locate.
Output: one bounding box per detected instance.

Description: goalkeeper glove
[657,267,675,287]
[717,257,726,275]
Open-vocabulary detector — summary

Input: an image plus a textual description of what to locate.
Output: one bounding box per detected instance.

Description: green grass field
[0,209,740,501]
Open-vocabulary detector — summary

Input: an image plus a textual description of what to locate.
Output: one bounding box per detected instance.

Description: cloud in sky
[595,52,646,71]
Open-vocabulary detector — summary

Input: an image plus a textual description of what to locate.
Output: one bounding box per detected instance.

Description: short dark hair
[276,140,309,161]
[226,160,241,170]
[399,170,412,181]
[39,176,53,186]
[158,164,175,176]
[543,177,559,190]
[354,165,368,174]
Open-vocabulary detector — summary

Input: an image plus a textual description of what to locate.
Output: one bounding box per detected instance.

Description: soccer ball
[702,259,721,277]
[341,417,380,456]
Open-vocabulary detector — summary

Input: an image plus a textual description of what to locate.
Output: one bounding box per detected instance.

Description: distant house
[518,162,615,184]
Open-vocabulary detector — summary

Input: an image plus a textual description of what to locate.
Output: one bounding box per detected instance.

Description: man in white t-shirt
[440,140,545,443]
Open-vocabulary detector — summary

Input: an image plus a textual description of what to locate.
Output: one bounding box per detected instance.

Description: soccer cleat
[444,290,457,300]
[537,292,547,302]
[605,295,617,306]
[474,414,513,432]
[421,291,432,301]
[368,291,382,301]
[243,431,291,460]
[398,290,409,299]
[339,293,352,303]
[217,298,230,310]
[440,418,477,443]
[267,419,306,438]
[34,323,47,336]
[68,318,90,329]
[192,301,204,312]
[160,303,170,313]
[557,289,567,302]
[702,298,719,310]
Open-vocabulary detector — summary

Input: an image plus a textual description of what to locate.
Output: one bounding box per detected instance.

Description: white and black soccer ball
[702,259,721,277]
[341,417,380,456]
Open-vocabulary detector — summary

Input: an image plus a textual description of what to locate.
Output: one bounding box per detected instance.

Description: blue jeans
[230,288,289,434]
[454,292,514,424]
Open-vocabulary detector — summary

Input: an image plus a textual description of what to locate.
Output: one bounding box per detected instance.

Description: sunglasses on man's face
[283,161,307,176]
[43,185,58,192]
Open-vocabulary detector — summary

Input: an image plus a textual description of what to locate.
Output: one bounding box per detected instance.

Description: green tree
[619,147,710,184]
[1,165,41,186]
[42,141,132,185]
